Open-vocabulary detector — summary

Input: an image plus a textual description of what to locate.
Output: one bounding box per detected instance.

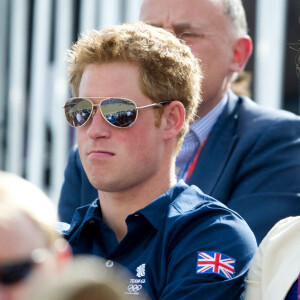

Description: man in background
[58,0,300,243]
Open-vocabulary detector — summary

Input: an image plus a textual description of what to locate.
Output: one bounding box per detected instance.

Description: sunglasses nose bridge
[91,104,101,117]
[89,104,109,127]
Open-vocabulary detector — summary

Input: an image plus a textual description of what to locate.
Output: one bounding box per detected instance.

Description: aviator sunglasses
[63,97,172,128]
[0,249,47,285]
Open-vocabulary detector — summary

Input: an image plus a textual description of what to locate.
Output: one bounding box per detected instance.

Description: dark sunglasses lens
[101,98,137,128]
[64,98,92,127]
[0,261,33,285]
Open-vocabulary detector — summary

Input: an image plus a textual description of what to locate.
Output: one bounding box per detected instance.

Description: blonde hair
[67,22,202,149]
[28,256,148,300]
[0,171,60,248]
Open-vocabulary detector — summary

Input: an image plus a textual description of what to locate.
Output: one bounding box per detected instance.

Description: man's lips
[87,150,115,159]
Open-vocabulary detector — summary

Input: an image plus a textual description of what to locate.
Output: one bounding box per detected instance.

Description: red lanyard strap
[186,136,208,183]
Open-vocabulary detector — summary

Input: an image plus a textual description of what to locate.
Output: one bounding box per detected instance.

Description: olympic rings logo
[127,284,142,293]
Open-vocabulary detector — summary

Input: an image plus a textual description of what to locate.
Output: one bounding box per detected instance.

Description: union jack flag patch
[196,251,236,279]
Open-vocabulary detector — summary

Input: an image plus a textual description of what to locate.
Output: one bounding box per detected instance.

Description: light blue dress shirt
[176,94,228,181]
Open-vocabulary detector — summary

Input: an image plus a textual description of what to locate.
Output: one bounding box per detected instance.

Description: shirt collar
[190,94,228,144]
[75,181,189,231]
[64,199,101,243]
[135,180,190,229]
[66,181,210,244]
[79,199,100,220]
[69,180,204,239]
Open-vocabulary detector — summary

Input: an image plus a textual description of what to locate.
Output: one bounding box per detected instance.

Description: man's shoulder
[168,184,226,214]
[166,184,256,242]
[166,184,243,220]
[222,92,300,140]
[234,94,300,124]
[159,184,257,265]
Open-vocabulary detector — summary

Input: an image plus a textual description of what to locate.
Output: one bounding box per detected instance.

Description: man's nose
[86,108,111,139]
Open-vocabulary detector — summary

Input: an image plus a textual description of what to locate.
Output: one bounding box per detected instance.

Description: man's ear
[162,101,185,140]
[230,36,253,72]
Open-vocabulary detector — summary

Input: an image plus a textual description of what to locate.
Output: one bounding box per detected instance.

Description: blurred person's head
[67,22,202,151]
[27,256,148,300]
[140,0,253,116]
[0,171,71,300]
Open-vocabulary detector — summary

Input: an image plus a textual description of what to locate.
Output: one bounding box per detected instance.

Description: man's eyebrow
[145,22,202,30]
[174,23,202,30]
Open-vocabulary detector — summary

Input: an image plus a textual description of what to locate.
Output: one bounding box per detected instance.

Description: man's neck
[197,85,230,118]
[98,165,177,243]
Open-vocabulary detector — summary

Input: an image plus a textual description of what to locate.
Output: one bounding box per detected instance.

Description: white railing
[6,0,29,176]
[254,0,288,108]
[0,0,143,204]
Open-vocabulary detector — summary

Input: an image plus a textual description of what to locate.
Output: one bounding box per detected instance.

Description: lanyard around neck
[186,136,208,184]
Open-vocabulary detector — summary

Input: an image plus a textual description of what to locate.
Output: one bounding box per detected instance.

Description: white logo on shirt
[127,284,142,294]
[136,264,146,277]
[125,264,146,296]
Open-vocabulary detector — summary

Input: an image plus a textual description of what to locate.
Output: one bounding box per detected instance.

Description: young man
[0,171,70,300]
[62,22,256,299]
[58,0,300,244]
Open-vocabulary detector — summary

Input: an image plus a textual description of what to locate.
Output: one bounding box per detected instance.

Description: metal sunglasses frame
[63,97,172,128]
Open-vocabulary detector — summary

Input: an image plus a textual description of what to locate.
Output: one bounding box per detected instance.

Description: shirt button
[106,260,114,268]
[134,214,139,217]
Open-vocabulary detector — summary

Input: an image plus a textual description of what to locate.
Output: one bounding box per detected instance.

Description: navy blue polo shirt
[63,181,257,299]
